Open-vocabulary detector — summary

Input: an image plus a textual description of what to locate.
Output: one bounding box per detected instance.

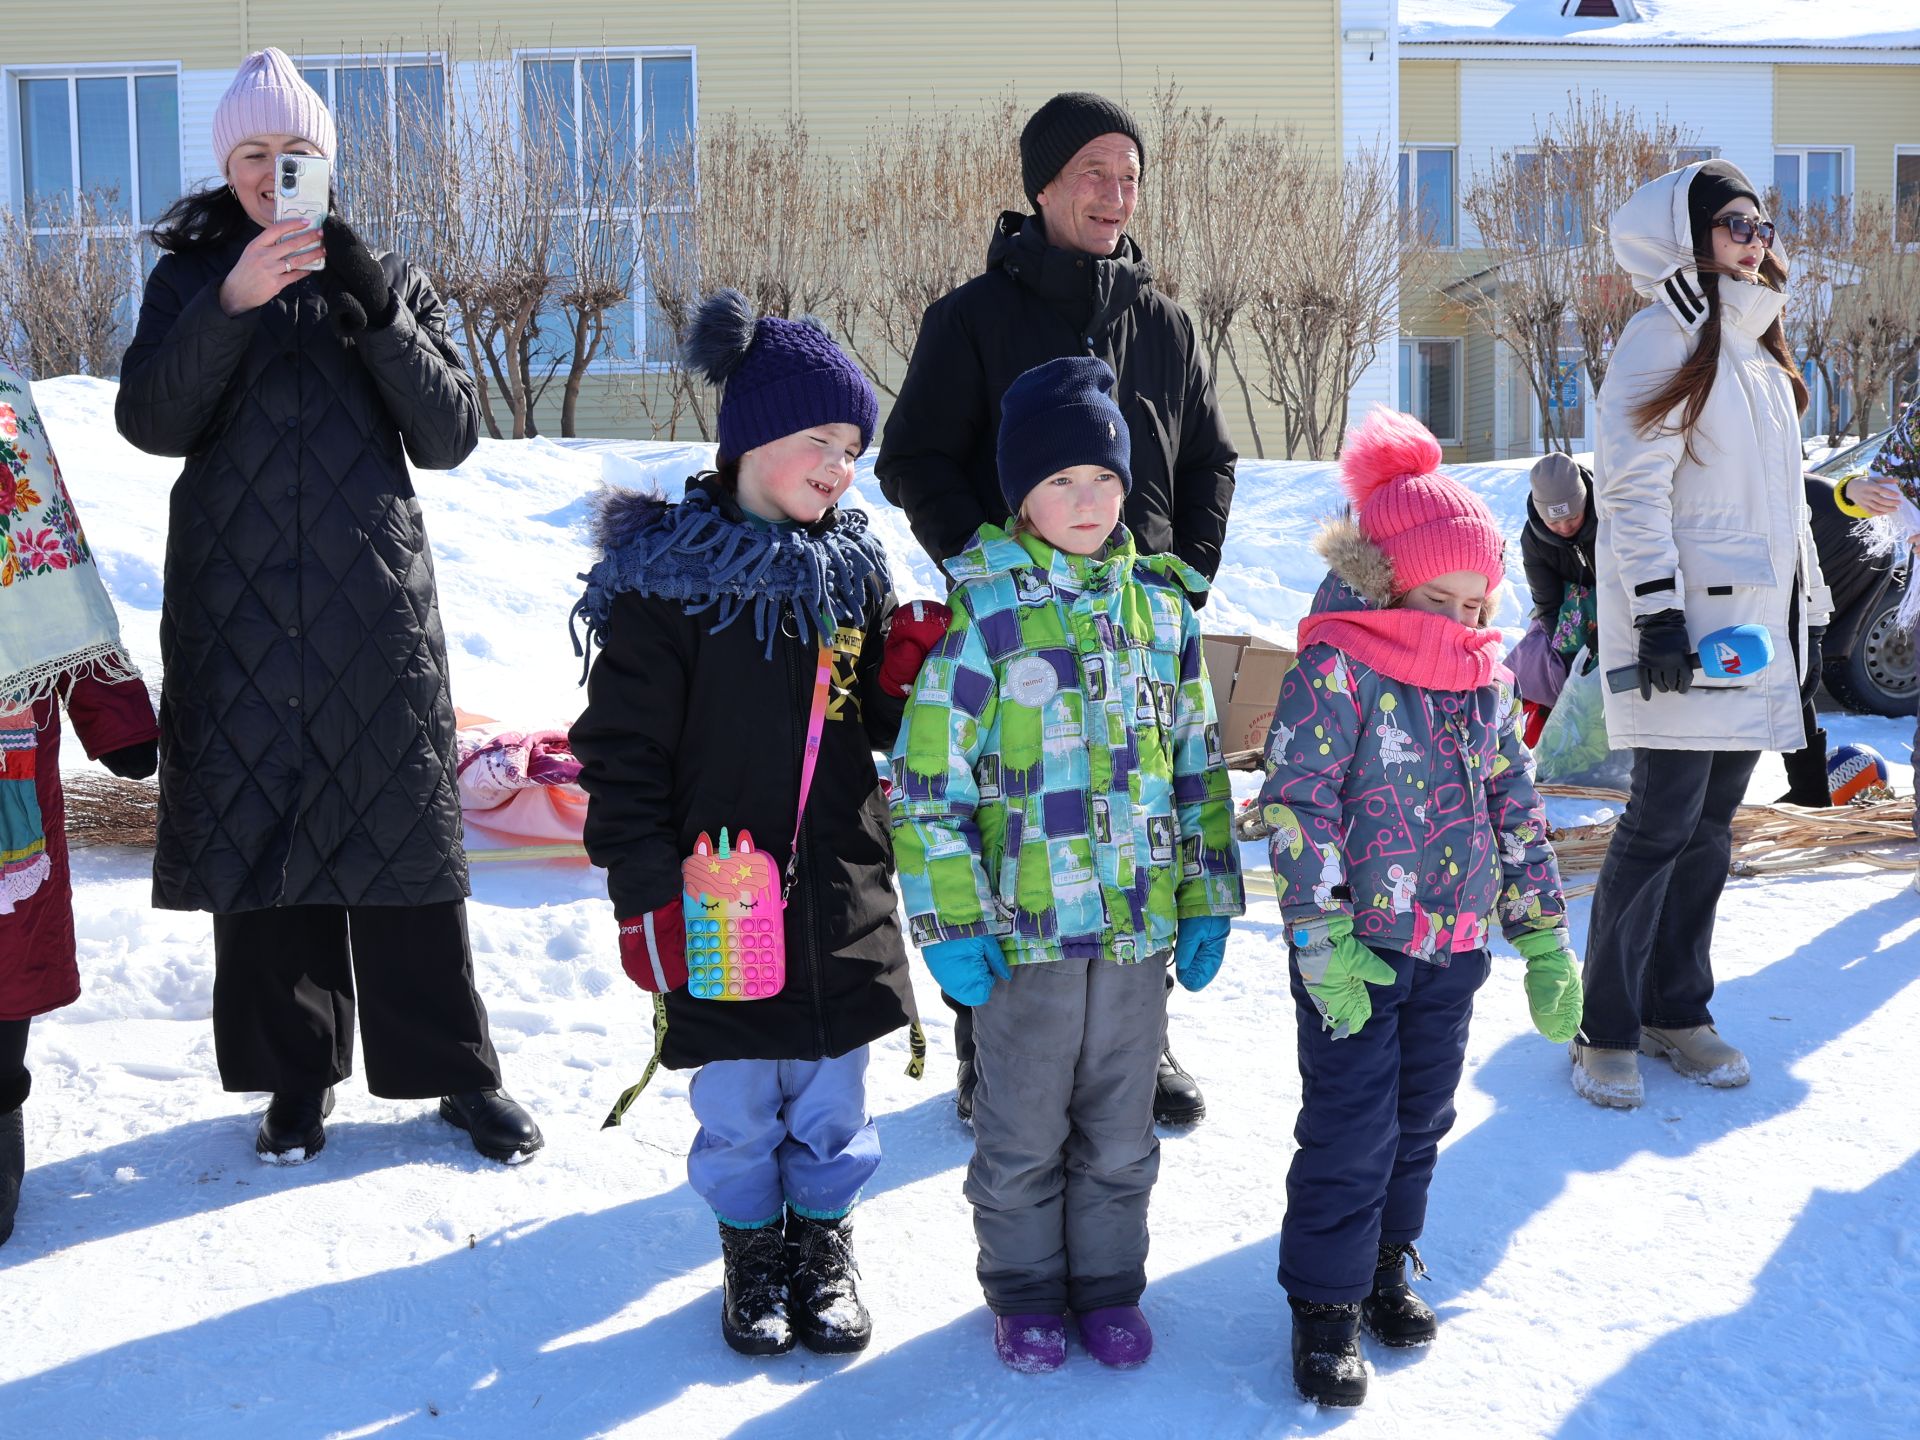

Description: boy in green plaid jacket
[888,356,1242,1372]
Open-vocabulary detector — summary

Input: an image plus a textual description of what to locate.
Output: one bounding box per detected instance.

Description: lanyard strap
[782,640,833,901]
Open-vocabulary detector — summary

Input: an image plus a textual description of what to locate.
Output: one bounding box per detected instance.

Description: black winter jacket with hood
[876,212,1237,586]
[1520,467,1597,623]
[569,479,917,1070]
[116,228,478,913]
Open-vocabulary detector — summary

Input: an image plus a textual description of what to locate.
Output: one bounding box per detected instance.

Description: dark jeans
[211,901,502,1099]
[1580,747,1759,1051]
[0,1017,27,1114]
[1278,944,1490,1305]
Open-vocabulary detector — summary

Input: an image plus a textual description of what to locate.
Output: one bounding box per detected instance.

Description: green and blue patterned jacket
[889,523,1243,967]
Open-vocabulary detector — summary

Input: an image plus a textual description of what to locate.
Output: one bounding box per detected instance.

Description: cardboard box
[1202,633,1297,755]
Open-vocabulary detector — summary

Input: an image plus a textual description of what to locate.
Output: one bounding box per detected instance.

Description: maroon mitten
[619,902,688,992]
[878,599,952,698]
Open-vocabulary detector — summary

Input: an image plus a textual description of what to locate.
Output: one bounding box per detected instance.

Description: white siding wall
[1343,0,1400,415]
[1456,59,1775,250]
[0,78,14,211]
[180,67,232,190]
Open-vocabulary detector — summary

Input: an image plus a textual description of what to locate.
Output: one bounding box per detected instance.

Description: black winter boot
[1360,1242,1437,1347]
[1153,1046,1206,1126]
[256,1087,334,1163]
[1290,1297,1367,1407]
[785,1211,873,1354]
[719,1219,796,1356]
[439,1089,544,1163]
[1779,727,1832,807]
[955,1055,976,1127]
[0,1104,22,1248]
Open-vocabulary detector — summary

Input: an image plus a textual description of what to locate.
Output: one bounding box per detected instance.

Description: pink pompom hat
[213,47,336,176]
[1337,407,1505,596]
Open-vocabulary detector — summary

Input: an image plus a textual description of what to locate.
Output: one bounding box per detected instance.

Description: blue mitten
[1173,915,1231,992]
[921,935,1011,1007]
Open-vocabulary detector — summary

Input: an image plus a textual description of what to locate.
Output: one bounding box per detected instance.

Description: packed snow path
[2,379,1915,1438]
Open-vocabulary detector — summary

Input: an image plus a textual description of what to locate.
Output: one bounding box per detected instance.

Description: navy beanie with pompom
[997,356,1132,514]
[682,289,878,463]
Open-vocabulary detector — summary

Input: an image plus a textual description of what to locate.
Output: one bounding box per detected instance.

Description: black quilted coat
[116,231,477,913]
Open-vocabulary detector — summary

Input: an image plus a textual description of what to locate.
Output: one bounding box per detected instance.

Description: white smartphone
[274,153,329,271]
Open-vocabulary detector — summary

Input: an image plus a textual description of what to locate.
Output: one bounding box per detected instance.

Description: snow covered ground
[3,377,1917,1439]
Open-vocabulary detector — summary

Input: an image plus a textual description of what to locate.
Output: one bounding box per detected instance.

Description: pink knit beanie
[213,48,336,176]
[1338,407,1504,595]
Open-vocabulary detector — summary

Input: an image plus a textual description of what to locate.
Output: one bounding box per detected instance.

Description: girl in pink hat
[1251,408,1579,1408]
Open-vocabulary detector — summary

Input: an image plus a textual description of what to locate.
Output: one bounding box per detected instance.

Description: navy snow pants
[1278,943,1490,1304]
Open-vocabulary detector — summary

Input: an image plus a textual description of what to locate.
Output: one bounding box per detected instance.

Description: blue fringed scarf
[570,481,893,675]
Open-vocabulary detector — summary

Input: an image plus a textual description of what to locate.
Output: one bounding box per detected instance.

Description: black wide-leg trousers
[211,900,502,1099]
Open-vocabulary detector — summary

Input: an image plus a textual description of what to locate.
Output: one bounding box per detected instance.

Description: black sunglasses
[1713,214,1776,248]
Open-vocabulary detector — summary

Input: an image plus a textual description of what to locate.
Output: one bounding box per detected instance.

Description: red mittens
[618,902,688,993]
[878,599,953,698]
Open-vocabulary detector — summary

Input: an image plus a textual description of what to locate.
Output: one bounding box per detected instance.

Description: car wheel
[1823,578,1917,716]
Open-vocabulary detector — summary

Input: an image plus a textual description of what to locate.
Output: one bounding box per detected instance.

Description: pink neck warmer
[1296,606,1508,692]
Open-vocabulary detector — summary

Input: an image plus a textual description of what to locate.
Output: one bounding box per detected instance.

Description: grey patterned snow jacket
[116,228,478,913]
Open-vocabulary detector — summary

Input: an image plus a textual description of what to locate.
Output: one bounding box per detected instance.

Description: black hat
[1019,92,1145,209]
[1687,160,1761,253]
[997,356,1132,515]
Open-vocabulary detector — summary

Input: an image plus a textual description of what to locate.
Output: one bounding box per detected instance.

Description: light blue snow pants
[686,1048,880,1228]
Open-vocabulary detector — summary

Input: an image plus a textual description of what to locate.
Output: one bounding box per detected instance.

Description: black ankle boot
[1290,1297,1367,1407]
[1360,1241,1437,1347]
[785,1211,872,1354]
[256,1087,334,1162]
[1153,1046,1206,1126]
[439,1088,543,1163]
[0,1104,22,1247]
[719,1219,796,1356]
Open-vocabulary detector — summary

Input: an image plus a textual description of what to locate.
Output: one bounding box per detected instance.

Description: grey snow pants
[965,952,1168,1316]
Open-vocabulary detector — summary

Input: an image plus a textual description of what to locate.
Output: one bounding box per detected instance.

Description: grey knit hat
[1529,453,1588,523]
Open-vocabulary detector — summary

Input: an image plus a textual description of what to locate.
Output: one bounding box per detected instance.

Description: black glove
[98,739,157,781]
[1634,608,1694,701]
[322,217,394,335]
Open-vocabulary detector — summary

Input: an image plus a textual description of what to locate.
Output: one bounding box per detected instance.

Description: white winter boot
[1639,1025,1750,1088]
[1570,1042,1643,1109]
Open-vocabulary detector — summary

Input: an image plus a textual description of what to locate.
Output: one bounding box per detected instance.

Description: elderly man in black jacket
[876,91,1237,1128]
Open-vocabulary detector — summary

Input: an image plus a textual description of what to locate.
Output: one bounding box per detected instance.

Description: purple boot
[1076,1306,1154,1367]
[994,1313,1067,1373]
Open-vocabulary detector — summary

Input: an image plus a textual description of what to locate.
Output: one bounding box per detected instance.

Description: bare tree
[1246,142,1423,459]
[1459,93,1701,453]
[1773,188,1855,445]
[0,192,133,379]
[1826,192,1920,440]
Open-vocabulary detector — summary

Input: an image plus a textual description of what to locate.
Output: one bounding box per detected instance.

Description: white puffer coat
[1593,164,1829,753]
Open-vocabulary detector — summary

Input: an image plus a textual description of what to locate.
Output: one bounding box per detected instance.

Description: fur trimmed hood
[1313,515,1397,612]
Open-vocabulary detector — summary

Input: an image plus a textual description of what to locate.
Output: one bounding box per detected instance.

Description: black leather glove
[98,739,158,781]
[1634,608,1694,701]
[322,217,394,335]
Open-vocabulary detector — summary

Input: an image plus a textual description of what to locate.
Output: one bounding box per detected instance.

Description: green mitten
[1290,914,1398,1040]
[1513,928,1583,1044]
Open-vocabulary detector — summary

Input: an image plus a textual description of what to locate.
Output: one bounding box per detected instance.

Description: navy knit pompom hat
[682,289,879,464]
[997,356,1132,514]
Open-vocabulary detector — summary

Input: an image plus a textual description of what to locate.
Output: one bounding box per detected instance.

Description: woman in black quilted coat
[115,50,539,1164]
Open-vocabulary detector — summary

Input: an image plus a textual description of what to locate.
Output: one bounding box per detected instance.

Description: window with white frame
[1773,148,1848,221]
[1399,338,1462,445]
[15,69,181,226]
[520,51,694,370]
[1896,149,1920,245]
[1511,149,1586,245]
[1398,147,1455,247]
[296,57,446,219]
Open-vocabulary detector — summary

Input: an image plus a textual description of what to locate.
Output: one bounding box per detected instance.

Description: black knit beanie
[1019,92,1145,208]
[1687,160,1761,252]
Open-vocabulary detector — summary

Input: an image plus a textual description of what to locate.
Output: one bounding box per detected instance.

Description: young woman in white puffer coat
[1574,161,1827,1109]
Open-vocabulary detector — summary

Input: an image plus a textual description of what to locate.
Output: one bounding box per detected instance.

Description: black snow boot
[1360,1241,1437,1347]
[785,1211,873,1354]
[955,1055,976,1127]
[1290,1297,1367,1407]
[1779,727,1831,807]
[1153,1045,1206,1126]
[439,1088,544,1163]
[0,1104,22,1248]
[256,1087,334,1163]
[719,1219,796,1356]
